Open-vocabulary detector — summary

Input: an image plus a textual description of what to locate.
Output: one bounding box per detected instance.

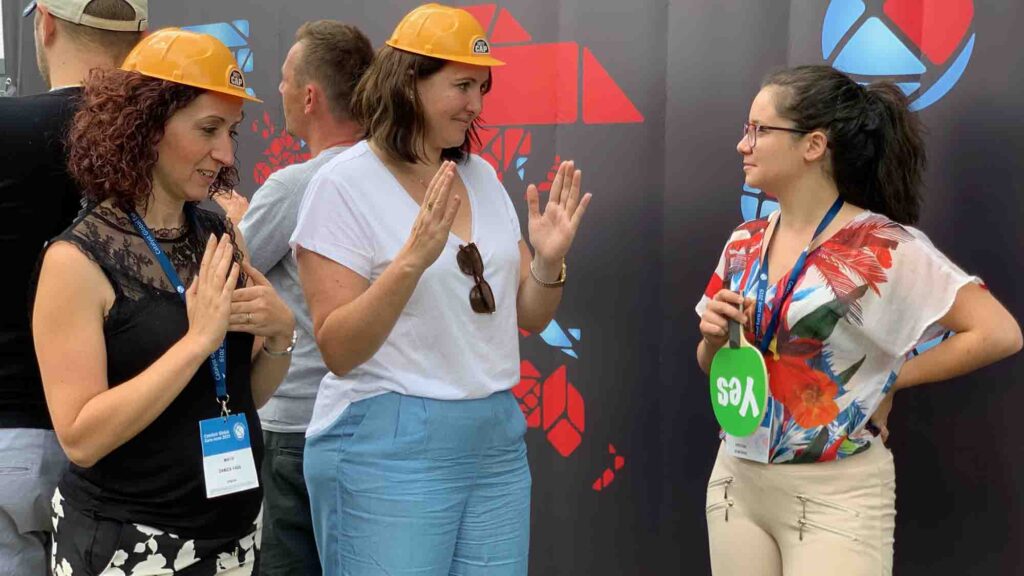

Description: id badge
[724,405,773,463]
[199,414,259,498]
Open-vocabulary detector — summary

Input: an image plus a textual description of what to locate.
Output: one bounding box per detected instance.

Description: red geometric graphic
[250,111,310,185]
[512,362,585,457]
[884,0,974,65]
[582,48,644,124]
[487,43,580,125]
[492,7,532,43]
[466,3,644,179]
[592,444,626,492]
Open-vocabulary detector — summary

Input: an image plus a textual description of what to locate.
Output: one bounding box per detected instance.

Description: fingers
[242,261,270,287]
[559,161,576,208]
[197,233,217,290]
[213,239,235,288]
[430,168,455,222]
[547,161,568,208]
[707,291,748,325]
[441,192,461,229]
[569,192,592,229]
[221,263,240,299]
[423,161,453,212]
[565,167,582,212]
[525,184,541,222]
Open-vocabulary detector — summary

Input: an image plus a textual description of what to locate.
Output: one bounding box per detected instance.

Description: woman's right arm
[298,163,459,376]
[697,290,752,374]
[33,235,238,468]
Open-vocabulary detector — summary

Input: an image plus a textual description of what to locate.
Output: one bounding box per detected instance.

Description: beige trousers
[706,441,896,576]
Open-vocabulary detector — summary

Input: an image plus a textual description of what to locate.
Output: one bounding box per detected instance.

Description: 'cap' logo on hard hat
[229,69,245,89]
[472,38,490,55]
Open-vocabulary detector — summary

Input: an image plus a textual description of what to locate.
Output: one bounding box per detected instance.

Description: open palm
[526,160,592,263]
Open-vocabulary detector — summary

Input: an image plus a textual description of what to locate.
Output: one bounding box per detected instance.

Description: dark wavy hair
[351,45,491,164]
[68,68,240,215]
[764,65,926,224]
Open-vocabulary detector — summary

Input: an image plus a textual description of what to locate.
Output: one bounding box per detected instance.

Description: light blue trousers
[305,391,531,576]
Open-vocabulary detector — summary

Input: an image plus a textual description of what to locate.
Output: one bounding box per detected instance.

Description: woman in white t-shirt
[290,4,591,574]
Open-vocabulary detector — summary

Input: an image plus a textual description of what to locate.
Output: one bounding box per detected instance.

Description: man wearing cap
[213,20,373,576]
[0,1,145,574]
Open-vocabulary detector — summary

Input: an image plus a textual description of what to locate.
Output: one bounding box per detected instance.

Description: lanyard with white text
[128,208,230,415]
[752,196,844,355]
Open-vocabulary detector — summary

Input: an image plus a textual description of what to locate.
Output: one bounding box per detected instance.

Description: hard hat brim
[128,69,263,103]
[386,41,505,67]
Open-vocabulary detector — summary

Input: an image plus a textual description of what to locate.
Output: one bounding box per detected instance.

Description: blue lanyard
[752,196,844,355]
[128,209,229,408]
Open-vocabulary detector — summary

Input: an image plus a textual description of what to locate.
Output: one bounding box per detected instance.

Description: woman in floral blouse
[696,65,1021,575]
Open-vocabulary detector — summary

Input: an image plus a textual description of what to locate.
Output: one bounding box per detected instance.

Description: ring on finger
[427,201,435,211]
[246,312,253,324]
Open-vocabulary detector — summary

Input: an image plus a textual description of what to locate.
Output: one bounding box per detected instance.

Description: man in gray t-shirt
[222,21,372,576]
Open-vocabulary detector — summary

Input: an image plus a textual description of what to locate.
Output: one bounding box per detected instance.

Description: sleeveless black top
[46,202,262,539]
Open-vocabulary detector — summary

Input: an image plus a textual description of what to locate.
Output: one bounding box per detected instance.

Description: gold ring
[246,312,253,324]
[427,201,435,211]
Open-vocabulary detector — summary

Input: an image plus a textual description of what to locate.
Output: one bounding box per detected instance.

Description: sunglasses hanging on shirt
[457,243,496,314]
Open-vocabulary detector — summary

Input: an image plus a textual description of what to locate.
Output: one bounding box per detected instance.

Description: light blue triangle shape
[833,17,926,76]
[562,349,579,359]
[821,0,866,60]
[896,82,921,96]
[568,329,581,340]
[233,20,250,37]
[539,321,572,348]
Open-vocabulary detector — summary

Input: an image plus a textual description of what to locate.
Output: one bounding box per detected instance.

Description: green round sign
[709,340,768,437]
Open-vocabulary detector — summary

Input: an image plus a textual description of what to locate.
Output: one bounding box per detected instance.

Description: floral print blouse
[696,210,978,463]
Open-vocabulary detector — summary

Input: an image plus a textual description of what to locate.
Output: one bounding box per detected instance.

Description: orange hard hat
[386,3,505,67]
[121,28,261,102]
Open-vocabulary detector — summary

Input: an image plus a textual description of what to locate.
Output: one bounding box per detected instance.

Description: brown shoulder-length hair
[67,68,239,215]
[350,45,491,164]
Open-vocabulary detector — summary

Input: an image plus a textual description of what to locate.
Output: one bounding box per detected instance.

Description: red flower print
[767,355,839,429]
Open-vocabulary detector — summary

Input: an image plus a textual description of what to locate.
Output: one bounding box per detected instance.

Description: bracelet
[530,258,567,288]
[262,329,297,356]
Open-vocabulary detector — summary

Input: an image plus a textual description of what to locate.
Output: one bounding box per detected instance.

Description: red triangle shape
[582,47,644,124]
[491,8,532,43]
[463,4,497,31]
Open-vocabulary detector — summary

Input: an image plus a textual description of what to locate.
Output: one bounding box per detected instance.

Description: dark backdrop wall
[5,0,1022,573]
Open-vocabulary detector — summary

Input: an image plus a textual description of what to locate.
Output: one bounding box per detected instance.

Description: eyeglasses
[457,243,496,314]
[742,122,811,150]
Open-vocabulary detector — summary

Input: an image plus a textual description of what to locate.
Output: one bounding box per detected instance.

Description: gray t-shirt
[240,146,347,433]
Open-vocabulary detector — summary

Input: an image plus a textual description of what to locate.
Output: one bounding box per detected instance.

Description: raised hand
[397,161,461,273]
[526,160,591,267]
[213,189,250,228]
[185,234,240,356]
[229,262,296,346]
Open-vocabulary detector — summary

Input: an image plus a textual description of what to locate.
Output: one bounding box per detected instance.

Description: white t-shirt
[291,141,523,437]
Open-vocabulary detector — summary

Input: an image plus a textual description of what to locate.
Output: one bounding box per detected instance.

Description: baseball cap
[23,0,148,32]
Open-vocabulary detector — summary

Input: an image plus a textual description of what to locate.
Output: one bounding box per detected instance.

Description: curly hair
[67,68,240,215]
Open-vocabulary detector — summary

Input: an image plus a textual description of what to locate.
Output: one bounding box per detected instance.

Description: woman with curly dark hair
[31,28,295,575]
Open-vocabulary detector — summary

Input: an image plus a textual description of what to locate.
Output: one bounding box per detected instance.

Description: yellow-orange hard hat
[121,28,262,102]
[386,3,505,67]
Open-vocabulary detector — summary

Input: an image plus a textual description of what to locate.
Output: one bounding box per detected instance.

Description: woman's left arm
[226,223,296,408]
[871,282,1021,440]
[516,161,591,332]
[896,283,1021,390]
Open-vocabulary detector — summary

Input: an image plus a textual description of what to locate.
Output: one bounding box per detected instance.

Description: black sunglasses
[457,243,496,314]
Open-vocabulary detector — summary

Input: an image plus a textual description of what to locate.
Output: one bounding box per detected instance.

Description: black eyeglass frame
[742,122,812,149]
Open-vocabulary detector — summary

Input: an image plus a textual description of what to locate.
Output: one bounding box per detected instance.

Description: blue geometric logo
[182,20,255,98]
[537,320,582,359]
[821,0,975,111]
[740,184,779,222]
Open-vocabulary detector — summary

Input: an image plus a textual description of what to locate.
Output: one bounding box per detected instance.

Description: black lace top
[45,202,262,539]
